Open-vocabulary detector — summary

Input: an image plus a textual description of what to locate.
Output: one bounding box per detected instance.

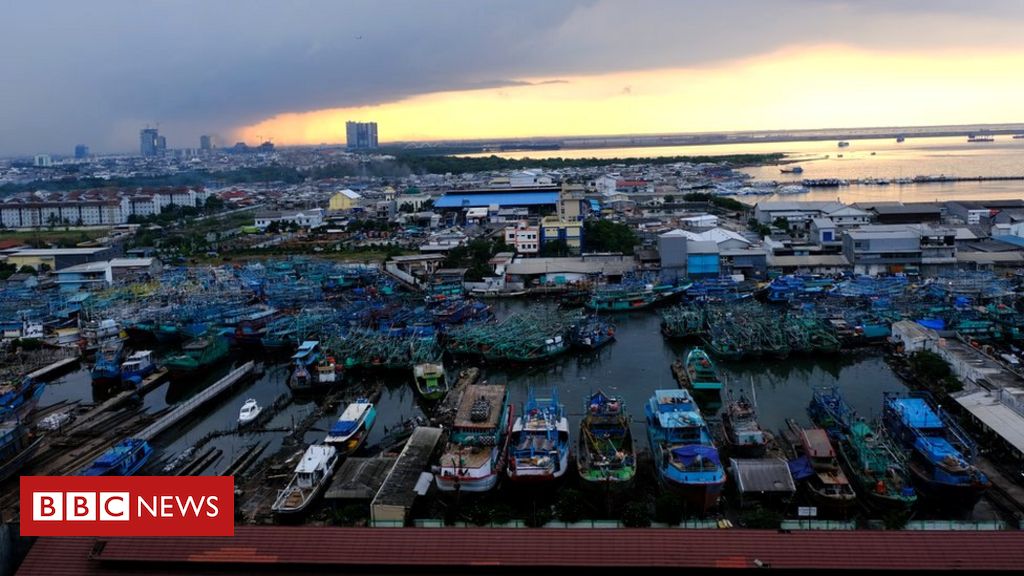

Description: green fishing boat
[577,391,635,492]
[840,420,918,512]
[164,333,229,375]
[413,362,447,401]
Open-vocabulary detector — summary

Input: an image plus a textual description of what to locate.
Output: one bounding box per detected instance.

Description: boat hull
[908,461,989,508]
[435,470,500,493]
[658,474,725,515]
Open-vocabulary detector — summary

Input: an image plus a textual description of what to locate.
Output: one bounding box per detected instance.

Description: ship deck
[454,384,505,429]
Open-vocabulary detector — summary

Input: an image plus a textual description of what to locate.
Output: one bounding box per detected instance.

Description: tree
[583,220,638,254]
[620,501,651,528]
[772,217,790,231]
[17,265,37,275]
[46,213,59,230]
[909,350,962,393]
[654,493,683,525]
[554,489,587,523]
[38,263,51,273]
[540,238,569,257]
[664,195,675,204]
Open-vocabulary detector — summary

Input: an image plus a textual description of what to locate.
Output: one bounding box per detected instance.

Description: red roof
[16,527,1024,574]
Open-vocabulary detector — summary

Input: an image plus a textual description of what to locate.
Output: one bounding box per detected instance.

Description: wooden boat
[577,391,635,492]
[413,362,448,401]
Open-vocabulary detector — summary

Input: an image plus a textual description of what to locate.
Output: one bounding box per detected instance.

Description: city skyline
[3,1,1024,155]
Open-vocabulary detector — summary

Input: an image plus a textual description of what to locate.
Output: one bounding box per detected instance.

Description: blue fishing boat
[0,378,45,423]
[90,340,125,385]
[120,350,157,387]
[0,421,44,482]
[288,340,324,391]
[570,315,616,351]
[645,389,726,514]
[324,399,377,456]
[507,388,570,483]
[882,392,990,507]
[234,308,281,347]
[81,438,153,476]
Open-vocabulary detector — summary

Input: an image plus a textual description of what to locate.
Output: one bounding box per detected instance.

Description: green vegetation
[682,192,749,212]
[583,220,638,254]
[620,501,651,528]
[0,261,17,280]
[554,489,587,523]
[443,237,507,281]
[540,238,570,257]
[909,350,963,394]
[0,228,109,248]
[747,217,772,237]
[739,506,783,529]
[394,153,784,175]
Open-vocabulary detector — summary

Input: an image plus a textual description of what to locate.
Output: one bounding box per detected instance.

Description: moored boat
[120,350,157,387]
[272,444,339,516]
[436,384,512,493]
[569,315,616,351]
[0,378,45,423]
[507,388,570,483]
[81,438,153,476]
[0,421,44,482]
[163,333,229,375]
[783,419,858,513]
[882,392,990,507]
[577,391,635,492]
[721,393,768,457]
[645,389,726,514]
[842,419,917,511]
[238,398,262,426]
[90,340,125,385]
[681,348,723,394]
[288,341,322,391]
[413,362,448,400]
[324,400,377,456]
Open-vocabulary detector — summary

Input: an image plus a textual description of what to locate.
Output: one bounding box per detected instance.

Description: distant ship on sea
[896,136,905,143]
[1013,134,1024,139]
[837,141,850,147]
[967,134,994,143]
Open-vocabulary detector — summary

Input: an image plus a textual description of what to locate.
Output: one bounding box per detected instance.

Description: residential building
[33,155,52,167]
[140,128,159,157]
[200,135,212,150]
[505,221,540,254]
[254,208,324,230]
[346,121,379,150]
[540,216,583,254]
[842,224,956,275]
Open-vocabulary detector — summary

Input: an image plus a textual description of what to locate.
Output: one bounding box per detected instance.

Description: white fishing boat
[271,444,339,516]
[324,400,376,455]
[238,398,262,426]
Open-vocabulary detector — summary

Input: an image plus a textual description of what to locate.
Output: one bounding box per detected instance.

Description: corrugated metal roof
[434,192,558,208]
[17,528,1024,574]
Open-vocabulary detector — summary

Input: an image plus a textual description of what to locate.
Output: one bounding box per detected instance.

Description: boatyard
[2,254,1024,533]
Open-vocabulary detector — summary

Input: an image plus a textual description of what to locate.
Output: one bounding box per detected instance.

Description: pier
[136,362,255,441]
[25,356,79,381]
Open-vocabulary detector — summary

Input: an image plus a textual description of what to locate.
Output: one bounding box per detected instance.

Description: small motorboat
[238,398,262,426]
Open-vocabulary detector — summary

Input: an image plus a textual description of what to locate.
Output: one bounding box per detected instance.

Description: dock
[26,356,80,381]
[371,426,444,525]
[136,361,255,441]
[62,368,169,437]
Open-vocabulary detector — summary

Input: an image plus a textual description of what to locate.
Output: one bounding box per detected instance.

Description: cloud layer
[1,0,1022,154]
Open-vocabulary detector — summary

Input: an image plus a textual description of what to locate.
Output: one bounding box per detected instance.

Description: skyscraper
[140,128,159,157]
[345,121,379,150]
[74,145,89,159]
[200,135,212,150]
[156,135,167,154]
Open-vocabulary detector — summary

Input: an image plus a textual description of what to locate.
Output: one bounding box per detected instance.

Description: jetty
[136,362,255,441]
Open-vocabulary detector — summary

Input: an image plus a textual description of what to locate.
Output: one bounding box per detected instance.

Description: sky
[3,0,1024,155]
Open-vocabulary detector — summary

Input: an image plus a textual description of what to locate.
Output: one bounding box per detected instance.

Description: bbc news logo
[21,476,234,536]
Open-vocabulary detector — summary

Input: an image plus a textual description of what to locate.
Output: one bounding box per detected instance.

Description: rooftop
[954,388,1024,455]
[434,191,559,208]
[729,457,797,494]
[20,527,1024,574]
[373,427,444,510]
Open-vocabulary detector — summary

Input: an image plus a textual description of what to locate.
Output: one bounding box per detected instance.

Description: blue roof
[588,199,601,210]
[993,235,1024,249]
[434,192,559,208]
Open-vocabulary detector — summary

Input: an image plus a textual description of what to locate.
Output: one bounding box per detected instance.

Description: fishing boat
[673,348,724,396]
[807,388,916,511]
[586,281,691,312]
[271,444,339,516]
[163,333,229,375]
[0,421,44,482]
[967,135,994,143]
[0,378,45,423]
[80,319,124,356]
[81,438,153,476]
[507,388,570,483]
[577,391,635,491]
[234,307,281,348]
[645,389,726,514]
[238,398,262,426]
[569,315,616,351]
[324,400,377,456]
[288,340,322,391]
[838,141,850,147]
[436,384,512,493]
[90,340,125,385]
[120,350,157,387]
[896,136,905,143]
[721,393,768,457]
[779,166,804,174]
[882,393,990,506]
[413,362,448,400]
[784,420,858,513]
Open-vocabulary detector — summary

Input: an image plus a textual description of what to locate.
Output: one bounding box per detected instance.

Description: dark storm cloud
[1,0,1020,154]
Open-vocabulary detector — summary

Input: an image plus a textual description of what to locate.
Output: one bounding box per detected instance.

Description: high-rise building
[200,135,212,150]
[156,135,167,153]
[33,154,53,167]
[74,145,89,159]
[345,121,379,150]
[140,128,159,157]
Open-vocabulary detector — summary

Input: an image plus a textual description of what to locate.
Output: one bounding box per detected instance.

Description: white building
[254,208,325,230]
[33,154,52,167]
[0,201,123,227]
[504,221,540,254]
